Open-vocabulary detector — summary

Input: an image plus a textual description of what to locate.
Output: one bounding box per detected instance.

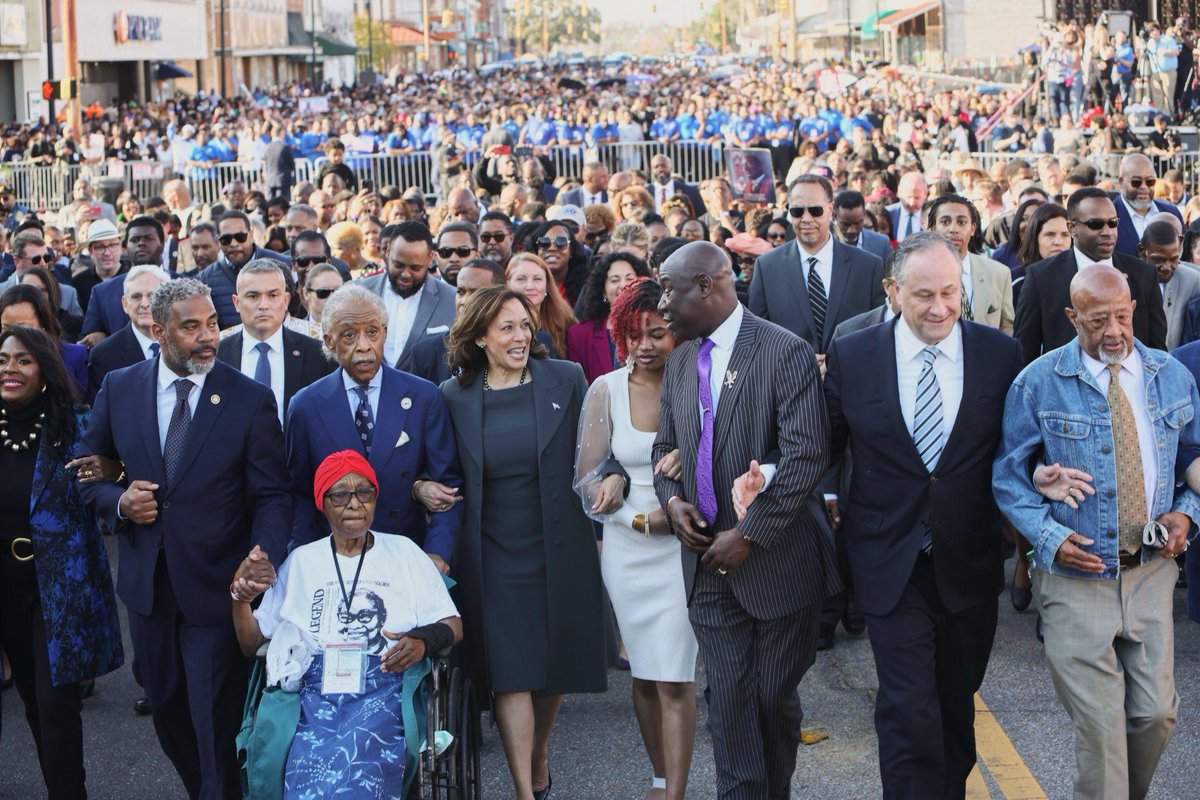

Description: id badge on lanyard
[322,641,367,695]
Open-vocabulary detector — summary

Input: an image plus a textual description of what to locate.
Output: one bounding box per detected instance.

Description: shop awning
[389,24,456,45]
[317,34,358,57]
[861,10,897,39]
[155,61,192,80]
[287,11,313,47]
[878,0,940,28]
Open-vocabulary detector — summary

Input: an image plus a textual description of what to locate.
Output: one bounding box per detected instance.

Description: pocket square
[395,431,410,448]
[426,325,450,335]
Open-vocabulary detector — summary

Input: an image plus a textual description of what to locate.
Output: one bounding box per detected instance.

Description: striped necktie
[912,346,943,553]
[807,257,827,347]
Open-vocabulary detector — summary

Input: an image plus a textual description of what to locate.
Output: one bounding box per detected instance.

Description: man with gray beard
[1112,153,1183,260]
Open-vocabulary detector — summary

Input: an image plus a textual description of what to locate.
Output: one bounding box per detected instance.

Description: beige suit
[967,252,1015,335]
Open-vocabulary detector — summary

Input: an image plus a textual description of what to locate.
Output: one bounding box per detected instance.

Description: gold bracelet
[632,513,648,536]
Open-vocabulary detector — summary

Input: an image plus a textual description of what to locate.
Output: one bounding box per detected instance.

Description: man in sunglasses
[1014,187,1167,365]
[0,229,83,318]
[478,211,515,267]
[1113,153,1183,260]
[196,211,290,329]
[434,222,479,287]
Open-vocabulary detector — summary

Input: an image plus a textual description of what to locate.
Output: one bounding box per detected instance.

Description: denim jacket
[994,339,1200,579]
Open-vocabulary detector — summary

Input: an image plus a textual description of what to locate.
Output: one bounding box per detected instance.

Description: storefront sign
[113,11,163,44]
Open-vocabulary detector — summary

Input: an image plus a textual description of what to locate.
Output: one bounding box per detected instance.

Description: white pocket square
[395,431,410,448]
[426,325,450,335]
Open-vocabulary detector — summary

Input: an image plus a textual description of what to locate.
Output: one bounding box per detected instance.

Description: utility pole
[219,0,228,96]
[63,0,80,135]
[719,0,726,54]
[422,0,430,63]
[310,0,318,86]
[44,0,54,123]
[786,0,796,63]
[366,0,374,72]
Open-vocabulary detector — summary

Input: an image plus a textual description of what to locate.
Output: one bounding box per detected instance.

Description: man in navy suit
[196,211,290,328]
[834,190,893,262]
[286,284,463,572]
[1113,153,1184,259]
[557,160,610,208]
[79,278,291,800]
[1169,340,1200,622]
[87,264,168,396]
[824,233,1024,799]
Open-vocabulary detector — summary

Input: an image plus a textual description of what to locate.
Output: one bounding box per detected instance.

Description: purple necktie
[696,338,718,525]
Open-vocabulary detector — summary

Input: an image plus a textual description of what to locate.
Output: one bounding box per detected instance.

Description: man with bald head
[996,263,1200,800]
[652,240,837,799]
[1114,153,1183,259]
[887,172,928,243]
[445,187,481,225]
[648,153,703,215]
[1136,218,1200,349]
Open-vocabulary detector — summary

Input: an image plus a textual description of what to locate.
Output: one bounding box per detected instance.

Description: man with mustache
[285,284,462,575]
[78,278,291,799]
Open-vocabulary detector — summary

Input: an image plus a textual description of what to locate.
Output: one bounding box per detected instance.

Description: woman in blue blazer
[0,325,123,798]
[0,283,89,397]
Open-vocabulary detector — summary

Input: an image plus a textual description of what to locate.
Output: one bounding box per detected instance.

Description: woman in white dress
[574,277,697,800]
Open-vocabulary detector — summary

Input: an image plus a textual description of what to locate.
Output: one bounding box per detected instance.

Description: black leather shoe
[134,696,152,716]
[533,774,552,800]
[816,624,836,651]
[1010,581,1033,612]
[841,602,866,636]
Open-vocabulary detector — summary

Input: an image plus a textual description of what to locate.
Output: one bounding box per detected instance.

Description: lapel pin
[292,349,301,357]
[210,394,221,404]
[725,370,737,389]
[401,397,412,410]
[552,402,561,411]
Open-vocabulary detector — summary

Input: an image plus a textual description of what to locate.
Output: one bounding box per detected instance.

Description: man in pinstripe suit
[653,241,839,800]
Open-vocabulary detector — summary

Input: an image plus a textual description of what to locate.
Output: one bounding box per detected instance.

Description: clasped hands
[231,545,276,602]
[665,459,770,576]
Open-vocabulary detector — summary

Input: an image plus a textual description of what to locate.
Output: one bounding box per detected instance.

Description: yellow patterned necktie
[1107,363,1147,554]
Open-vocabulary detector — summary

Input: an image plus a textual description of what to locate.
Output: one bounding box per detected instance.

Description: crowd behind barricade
[3,30,1200,800]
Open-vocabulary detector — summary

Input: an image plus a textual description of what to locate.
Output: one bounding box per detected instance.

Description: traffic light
[42,79,77,101]
[441,8,454,27]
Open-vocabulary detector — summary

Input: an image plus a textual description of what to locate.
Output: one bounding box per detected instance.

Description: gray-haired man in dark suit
[654,241,838,800]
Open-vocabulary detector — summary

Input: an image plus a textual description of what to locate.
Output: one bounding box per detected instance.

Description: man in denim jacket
[995,264,1199,800]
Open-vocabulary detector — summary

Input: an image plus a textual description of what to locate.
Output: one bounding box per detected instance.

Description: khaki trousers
[1154,69,1178,115]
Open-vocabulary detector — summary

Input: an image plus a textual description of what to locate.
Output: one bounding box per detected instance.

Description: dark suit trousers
[0,558,85,799]
[689,567,820,800]
[864,553,997,800]
[127,554,248,800]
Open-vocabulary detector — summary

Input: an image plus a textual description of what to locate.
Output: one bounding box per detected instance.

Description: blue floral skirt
[284,655,406,799]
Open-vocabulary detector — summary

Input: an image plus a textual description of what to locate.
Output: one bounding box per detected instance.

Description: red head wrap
[313,450,379,512]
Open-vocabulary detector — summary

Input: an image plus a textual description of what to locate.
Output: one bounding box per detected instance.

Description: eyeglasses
[586,231,609,245]
[308,287,338,299]
[479,232,509,243]
[737,256,757,267]
[219,232,250,245]
[1071,218,1119,230]
[337,608,380,624]
[766,232,787,241]
[788,205,826,219]
[1127,177,1157,189]
[536,236,570,250]
[21,254,48,265]
[324,486,378,507]
[437,245,474,258]
[294,255,328,268]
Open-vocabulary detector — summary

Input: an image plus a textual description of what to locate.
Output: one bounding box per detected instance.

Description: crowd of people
[2,27,1200,800]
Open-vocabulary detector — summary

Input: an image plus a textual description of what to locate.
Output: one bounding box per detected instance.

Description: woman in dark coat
[0,325,123,799]
[441,287,606,800]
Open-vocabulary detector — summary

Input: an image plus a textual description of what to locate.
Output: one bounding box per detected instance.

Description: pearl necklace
[483,365,528,391]
[0,407,44,452]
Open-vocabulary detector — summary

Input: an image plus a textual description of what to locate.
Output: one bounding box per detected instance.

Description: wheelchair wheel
[446,667,482,800]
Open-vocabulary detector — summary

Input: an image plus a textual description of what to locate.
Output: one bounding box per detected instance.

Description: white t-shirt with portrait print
[255,531,459,657]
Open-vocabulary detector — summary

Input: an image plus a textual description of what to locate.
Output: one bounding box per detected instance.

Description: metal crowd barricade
[311,153,436,198]
[185,161,266,206]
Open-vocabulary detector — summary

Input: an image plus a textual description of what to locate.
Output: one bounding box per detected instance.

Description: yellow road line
[966,765,990,798]
[973,693,1049,800]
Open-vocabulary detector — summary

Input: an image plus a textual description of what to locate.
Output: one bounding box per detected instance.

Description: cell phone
[361,179,374,192]
[514,145,534,159]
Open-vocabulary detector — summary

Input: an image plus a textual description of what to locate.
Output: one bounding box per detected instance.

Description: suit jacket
[87,324,148,398]
[856,228,893,263]
[832,304,889,340]
[0,273,82,316]
[356,272,457,371]
[263,139,296,199]
[557,187,608,208]
[410,329,556,387]
[216,327,333,418]
[824,319,1024,616]
[654,179,704,215]
[60,341,89,399]
[749,238,886,353]
[1113,196,1183,259]
[78,360,292,626]
[652,310,839,619]
[80,272,128,337]
[887,202,924,241]
[285,364,463,560]
[1014,249,1167,364]
[1163,263,1200,349]
[966,252,1016,334]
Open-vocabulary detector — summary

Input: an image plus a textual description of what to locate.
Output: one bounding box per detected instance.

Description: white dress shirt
[1081,348,1157,514]
[896,206,923,241]
[1120,196,1153,241]
[131,325,158,360]
[654,180,676,212]
[156,359,206,453]
[383,286,422,366]
[896,316,964,442]
[797,234,834,292]
[342,367,383,423]
[960,253,975,307]
[1073,245,1113,269]
[240,326,285,423]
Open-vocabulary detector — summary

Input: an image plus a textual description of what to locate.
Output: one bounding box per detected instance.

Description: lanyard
[330,534,368,618]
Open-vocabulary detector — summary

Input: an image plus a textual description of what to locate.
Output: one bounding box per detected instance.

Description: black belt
[1118,549,1143,569]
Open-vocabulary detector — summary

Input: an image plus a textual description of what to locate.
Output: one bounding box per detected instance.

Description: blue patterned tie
[163,379,194,485]
[149,342,160,359]
[253,341,272,386]
[353,385,374,455]
[912,346,943,553]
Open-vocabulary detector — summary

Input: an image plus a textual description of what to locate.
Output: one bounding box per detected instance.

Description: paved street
[2,555,1198,799]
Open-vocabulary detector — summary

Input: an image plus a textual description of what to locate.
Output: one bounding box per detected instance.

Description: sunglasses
[294,255,328,268]
[479,232,508,243]
[219,232,249,245]
[22,254,49,265]
[1127,177,1157,189]
[536,236,570,250]
[437,245,474,258]
[1072,218,1119,230]
[766,232,787,240]
[324,486,378,507]
[788,205,826,219]
[308,287,337,299]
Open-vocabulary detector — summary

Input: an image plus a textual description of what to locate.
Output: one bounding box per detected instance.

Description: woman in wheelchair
[231,449,462,799]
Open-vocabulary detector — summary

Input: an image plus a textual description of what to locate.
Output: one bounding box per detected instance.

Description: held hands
[1033,463,1095,509]
[731,460,766,521]
[68,454,124,484]
[413,480,462,514]
[119,480,160,525]
[701,528,753,576]
[653,449,683,482]
[667,498,712,553]
[380,630,426,673]
[590,474,626,515]
[231,545,276,602]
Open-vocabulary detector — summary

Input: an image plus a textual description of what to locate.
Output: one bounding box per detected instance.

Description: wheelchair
[407,647,483,800]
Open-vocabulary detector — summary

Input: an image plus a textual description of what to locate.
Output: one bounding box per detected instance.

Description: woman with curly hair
[506,252,576,358]
[614,185,655,223]
[574,278,698,800]
[566,252,652,385]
